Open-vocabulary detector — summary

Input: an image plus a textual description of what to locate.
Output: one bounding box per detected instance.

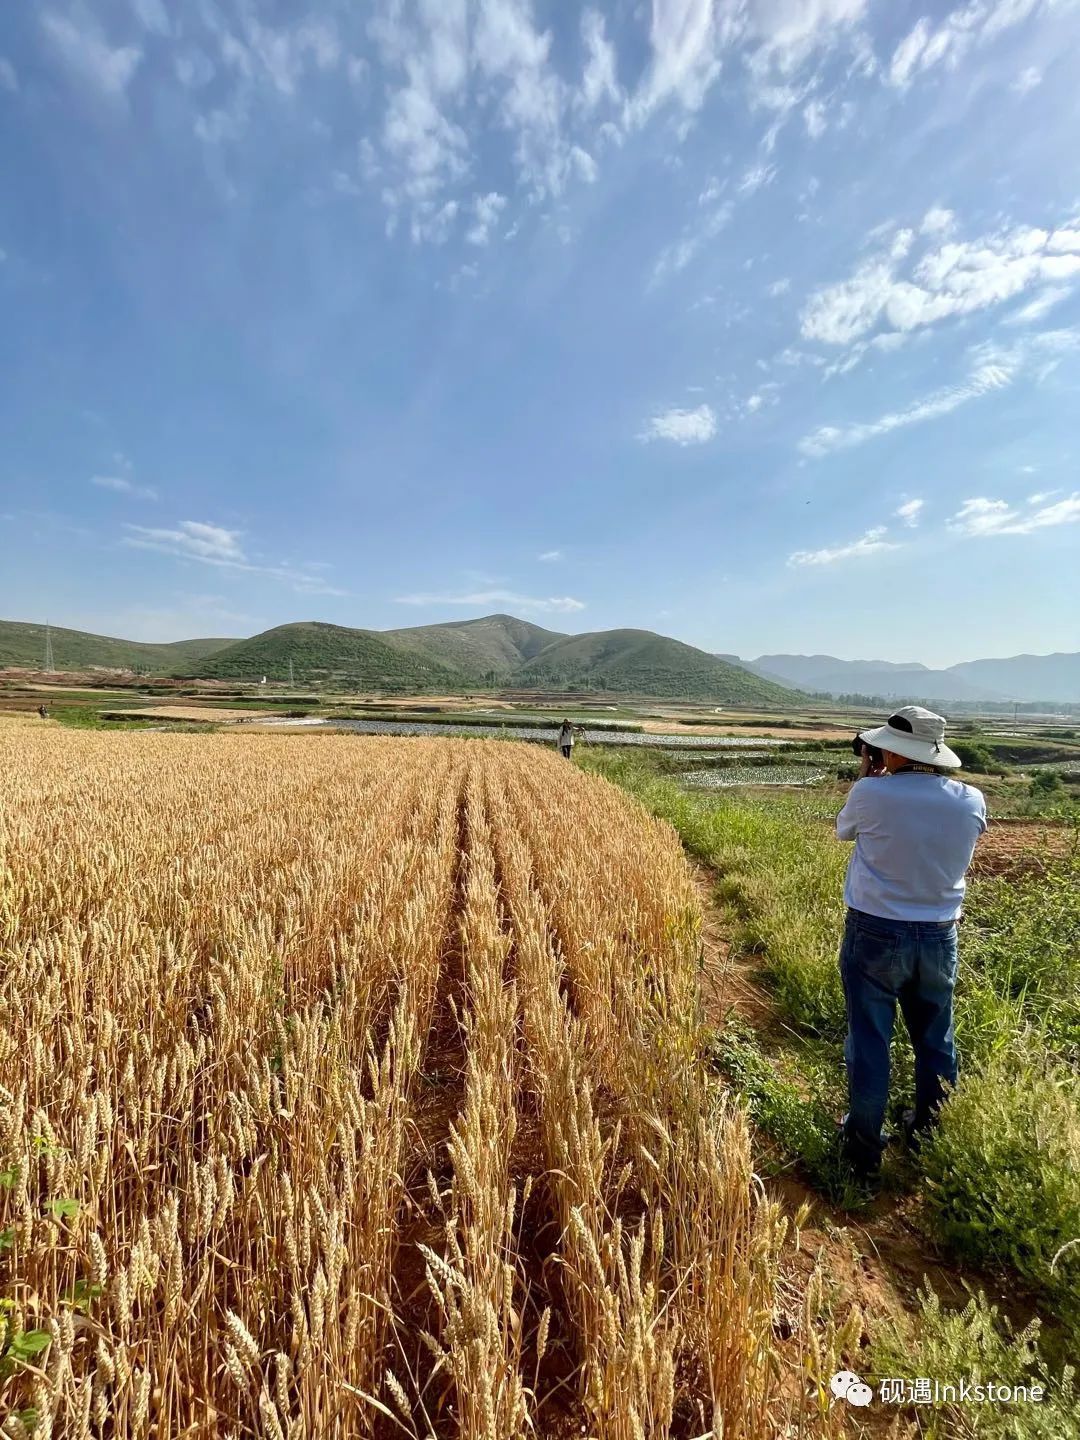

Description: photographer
[835,706,987,1181]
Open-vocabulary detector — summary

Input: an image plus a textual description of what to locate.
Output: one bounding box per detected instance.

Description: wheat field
[0,730,849,1439]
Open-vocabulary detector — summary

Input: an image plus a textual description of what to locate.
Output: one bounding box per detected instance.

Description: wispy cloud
[394,589,584,614]
[948,493,1080,537]
[788,526,900,567]
[888,0,1044,90]
[466,191,508,246]
[639,403,717,446]
[123,521,347,594]
[738,163,776,196]
[799,361,1013,457]
[0,57,17,92]
[1004,287,1070,326]
[1011,65,1042,94]
[538,549,563,562]
[91,474,158,501]
[649,201,733,286]
[41,12,142,98]
[801,216,1080,348]
[895,498,924,527]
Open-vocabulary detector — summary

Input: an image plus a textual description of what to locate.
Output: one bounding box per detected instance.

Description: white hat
[859,705,962,769]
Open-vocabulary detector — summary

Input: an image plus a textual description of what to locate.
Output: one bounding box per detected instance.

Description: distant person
[557,719,575,759]
[835,706,987,1182]
[38,704,49,720]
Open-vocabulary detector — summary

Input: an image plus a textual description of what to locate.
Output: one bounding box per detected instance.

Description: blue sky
[2,0,1079,668]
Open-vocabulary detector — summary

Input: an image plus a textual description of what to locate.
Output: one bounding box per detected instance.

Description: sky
[2,0,1079,669]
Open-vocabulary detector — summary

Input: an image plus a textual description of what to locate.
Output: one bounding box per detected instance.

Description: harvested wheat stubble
[0,732,855,1439]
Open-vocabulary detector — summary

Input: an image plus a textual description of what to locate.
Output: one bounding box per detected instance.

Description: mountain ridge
[2,616,1076,703]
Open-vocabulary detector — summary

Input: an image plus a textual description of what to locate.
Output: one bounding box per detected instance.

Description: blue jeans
[840,908,959,1169]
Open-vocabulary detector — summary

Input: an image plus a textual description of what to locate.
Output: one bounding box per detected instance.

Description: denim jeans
[840,908,959,1170]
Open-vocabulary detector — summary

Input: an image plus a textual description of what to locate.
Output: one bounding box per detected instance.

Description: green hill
[0,620,236,672]
[2,613,802,704]
[178,622,464,690]
[383,614,567,676]
[514,628,795,703]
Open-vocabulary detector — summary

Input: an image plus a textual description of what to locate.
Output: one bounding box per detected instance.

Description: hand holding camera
[851,734,885,778]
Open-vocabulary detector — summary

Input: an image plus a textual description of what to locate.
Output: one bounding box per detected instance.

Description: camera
[851,734,884,769]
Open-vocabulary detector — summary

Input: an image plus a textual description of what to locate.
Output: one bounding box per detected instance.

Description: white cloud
[123,521,347,594]
[394,589,584,613]
[788,526,899,567]
[579,9,621,111]
[802,218,1080,347]
[738,163,777,196]
[803,98,827,138]
[921,206,956,237]
[1004,287,1070,325]
[767,277,791,296]
[888,0,1044,89]
[0,57,18,92]
[538,549,563,562]
[639,403,718,445]
[466,191,508,246]
[126,520,243,562]
[411,198,459,246]
[42,13,142,98]
[800,360,1014,456]
[91,474,158,501]
[473,0,571,199]
[948,492,1080,536]
[649,201,733,286]
[895,498,924,527]
[1011,65,1042,93]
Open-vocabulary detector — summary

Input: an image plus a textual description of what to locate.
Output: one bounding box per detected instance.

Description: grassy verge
[580,748,1080,1335]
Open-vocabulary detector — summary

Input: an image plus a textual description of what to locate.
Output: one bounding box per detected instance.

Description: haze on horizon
[2,0,1079,672]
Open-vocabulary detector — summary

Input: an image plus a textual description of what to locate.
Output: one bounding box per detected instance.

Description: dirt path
[692,865,1017,1357]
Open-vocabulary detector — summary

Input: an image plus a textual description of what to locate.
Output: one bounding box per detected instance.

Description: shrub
[921,1054,1080,1327]
[952,738,1004,774]
[1030,770,1065,797]
[872,1287,1080,1439]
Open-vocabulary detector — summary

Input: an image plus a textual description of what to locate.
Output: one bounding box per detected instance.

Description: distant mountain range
[740,652,1080,704]
[3,615,1077,704]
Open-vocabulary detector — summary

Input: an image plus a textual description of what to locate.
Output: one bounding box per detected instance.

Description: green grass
[582,746,1080,1335]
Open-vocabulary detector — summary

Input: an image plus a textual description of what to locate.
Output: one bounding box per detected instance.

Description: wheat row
[0,731,850,1438]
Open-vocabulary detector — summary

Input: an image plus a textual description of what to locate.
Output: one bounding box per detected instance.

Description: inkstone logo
[830,1370,874,1407]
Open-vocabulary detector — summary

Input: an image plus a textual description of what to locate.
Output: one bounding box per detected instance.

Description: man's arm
[836,780,861,841]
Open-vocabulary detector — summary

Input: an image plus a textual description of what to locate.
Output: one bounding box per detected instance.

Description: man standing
[557,719,575,759]
[835,706,987,1180]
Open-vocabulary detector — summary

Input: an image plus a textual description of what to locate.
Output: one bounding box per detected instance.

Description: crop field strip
[0,732,847,1439]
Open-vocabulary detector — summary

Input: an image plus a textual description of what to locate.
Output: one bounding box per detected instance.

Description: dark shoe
[837,1120,883,1184]
[901,1108,936,1153]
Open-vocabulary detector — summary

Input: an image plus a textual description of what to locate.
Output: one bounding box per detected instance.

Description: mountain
[948,653,1080,703]
[179,618,794,702]
[0,620,236,672]
[513,629,794,703]
[751,652,1080,703]
[176,622,462,690]
[383,614,566,675]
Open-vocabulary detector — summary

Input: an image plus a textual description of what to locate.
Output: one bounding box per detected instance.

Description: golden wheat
[0,731,849,1438]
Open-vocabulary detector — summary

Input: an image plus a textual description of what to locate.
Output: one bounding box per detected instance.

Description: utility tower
[289,657,295,686]
[44,622,55,673]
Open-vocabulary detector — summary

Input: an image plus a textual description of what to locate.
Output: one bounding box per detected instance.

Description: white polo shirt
[836,772,987,922]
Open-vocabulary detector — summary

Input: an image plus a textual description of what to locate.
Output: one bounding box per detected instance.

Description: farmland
[0,728,848,1439]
